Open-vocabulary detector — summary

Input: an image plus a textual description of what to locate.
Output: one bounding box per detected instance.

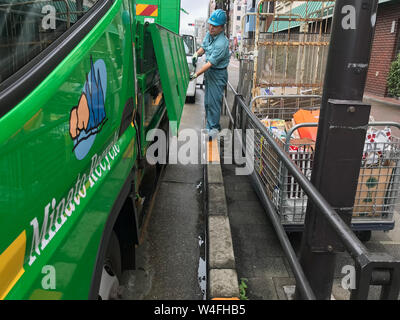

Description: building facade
[365,0,400,97]
[274,0,304,12]
[243,0,400,98]
[231,0,246,41]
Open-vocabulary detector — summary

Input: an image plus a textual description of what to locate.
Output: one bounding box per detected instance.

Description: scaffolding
[238,0,335,109]
[235,0,400,233]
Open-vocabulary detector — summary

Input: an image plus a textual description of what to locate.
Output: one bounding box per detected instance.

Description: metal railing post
[296,0,379,300]
[222,87,227,116]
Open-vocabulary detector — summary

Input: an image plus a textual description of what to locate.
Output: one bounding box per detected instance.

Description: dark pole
[296,0,379,300]
[76,0,83,19]
[225,0,231,40]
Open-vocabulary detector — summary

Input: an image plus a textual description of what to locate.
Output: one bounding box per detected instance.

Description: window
[182,35,195,56]
[237,5,241,11]
[237,16,241,21]
[0,0,100,84]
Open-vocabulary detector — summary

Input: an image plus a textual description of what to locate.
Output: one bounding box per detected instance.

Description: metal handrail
[223,80,400,299]
[250,94,321,111]
[236,90,369,257]
[223,83,317,300]
[223,95,234,125]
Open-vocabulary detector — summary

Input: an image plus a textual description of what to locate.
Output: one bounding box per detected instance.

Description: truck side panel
[0,0,137,299]
[136,0,181,34]
[148,24,189,135]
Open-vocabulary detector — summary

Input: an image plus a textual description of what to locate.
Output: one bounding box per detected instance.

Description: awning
[268,0,396,33]
[268,1,335,33]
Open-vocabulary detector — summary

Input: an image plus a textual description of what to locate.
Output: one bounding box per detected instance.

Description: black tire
[106,232,122,278]
[355,230,372,243]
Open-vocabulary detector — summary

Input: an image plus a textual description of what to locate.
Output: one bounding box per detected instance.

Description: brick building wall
[365,2,400,97]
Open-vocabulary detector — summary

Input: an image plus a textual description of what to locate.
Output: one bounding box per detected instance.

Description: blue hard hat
[208,9,227,26]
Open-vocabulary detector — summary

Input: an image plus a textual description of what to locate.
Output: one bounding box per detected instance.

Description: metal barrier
[246,95,400,233]
[223,81,400,300]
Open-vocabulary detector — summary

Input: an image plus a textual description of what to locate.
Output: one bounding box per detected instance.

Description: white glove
[190,72,198,81]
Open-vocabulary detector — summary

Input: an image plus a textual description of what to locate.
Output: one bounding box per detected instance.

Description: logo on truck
[69,57,107,160]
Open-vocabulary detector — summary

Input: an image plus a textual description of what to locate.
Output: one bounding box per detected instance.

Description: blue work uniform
[201,31,230,131]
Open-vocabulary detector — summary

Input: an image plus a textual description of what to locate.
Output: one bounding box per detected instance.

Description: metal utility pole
[296,0,379,300]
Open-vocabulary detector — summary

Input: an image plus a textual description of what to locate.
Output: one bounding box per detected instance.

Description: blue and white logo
[69,57,107,160]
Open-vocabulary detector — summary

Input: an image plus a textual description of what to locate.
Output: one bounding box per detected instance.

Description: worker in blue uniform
[190,9,231,139]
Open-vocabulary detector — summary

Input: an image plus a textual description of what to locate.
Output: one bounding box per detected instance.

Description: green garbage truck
[0,0,189,300]
[135,0,181,34]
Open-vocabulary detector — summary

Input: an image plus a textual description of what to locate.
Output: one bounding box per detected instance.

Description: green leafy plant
[239,278,249,300]
[387,53,400,98]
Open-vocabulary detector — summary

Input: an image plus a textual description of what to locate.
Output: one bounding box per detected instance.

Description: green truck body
[0,0,188,300]
[135,0,181,34]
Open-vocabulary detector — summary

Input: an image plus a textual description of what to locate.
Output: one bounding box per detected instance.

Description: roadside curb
[364,95,400,108]
[205,141,240,300]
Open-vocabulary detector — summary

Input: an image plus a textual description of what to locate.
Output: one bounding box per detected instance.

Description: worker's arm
[192,40,228,79]
[196,47,205,57]
[192,47,205,64]
[190,61,213,81]
[194,61,212,78]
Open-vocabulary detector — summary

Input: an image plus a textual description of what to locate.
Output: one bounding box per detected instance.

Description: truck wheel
[355,230,372,243]
[98,231,122,300]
